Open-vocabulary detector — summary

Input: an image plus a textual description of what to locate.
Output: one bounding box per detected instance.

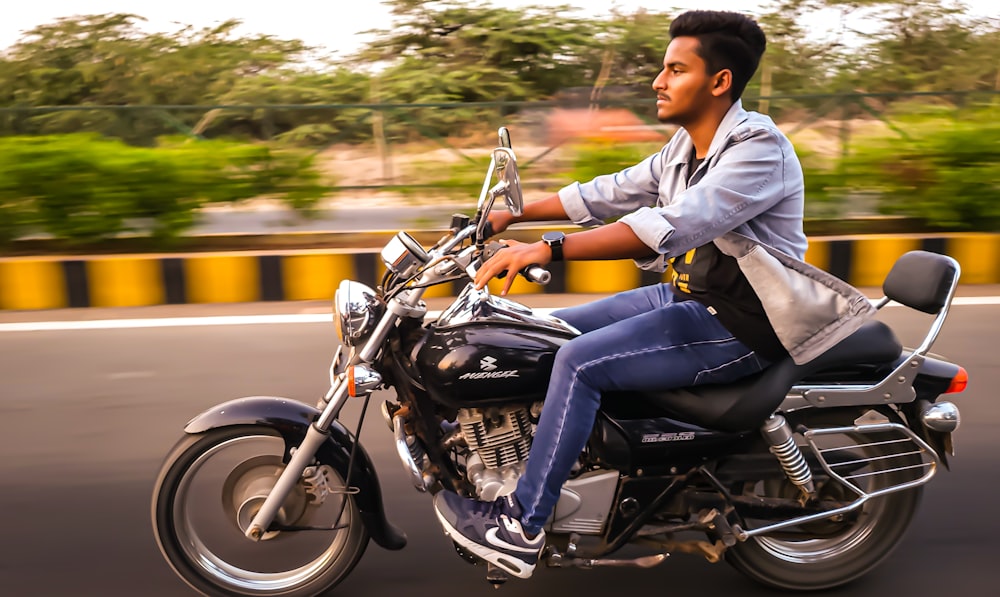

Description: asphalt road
[1,296,998,596]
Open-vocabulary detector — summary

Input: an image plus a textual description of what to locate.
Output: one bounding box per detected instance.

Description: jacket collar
[665,100,749,168]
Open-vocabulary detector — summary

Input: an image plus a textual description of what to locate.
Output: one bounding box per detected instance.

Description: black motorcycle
[152,128,967,595]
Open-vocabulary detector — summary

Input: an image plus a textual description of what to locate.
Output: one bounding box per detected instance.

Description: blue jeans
[512,283,769,535]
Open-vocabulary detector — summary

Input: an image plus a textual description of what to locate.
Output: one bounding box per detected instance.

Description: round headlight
[334,280,384,346]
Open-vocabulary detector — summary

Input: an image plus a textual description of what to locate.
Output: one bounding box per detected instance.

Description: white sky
[2,0,995,56]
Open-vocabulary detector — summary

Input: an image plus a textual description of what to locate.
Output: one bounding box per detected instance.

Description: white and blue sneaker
[433,492,546,579]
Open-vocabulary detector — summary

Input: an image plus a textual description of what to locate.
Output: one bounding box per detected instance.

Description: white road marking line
[0,298,997,333]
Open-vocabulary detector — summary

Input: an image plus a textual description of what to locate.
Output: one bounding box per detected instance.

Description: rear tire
[152,426,369,596]
[725,427,924,591]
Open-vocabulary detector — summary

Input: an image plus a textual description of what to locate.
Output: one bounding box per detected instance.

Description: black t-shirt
[665,149,788,362]
[669,241,788,362]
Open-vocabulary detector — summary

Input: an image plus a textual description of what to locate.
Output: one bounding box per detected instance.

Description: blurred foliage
[824,0,999,94]
[0,135,326,246]
[390,157,491,200]
[556,105,1000,231]
[567,142,665,183]
[1,1,997,141]
[0,15,309,107]
[0,0,998,244]
[840,108,1000,230]
[360,1,593,101]
[796,147,852,219]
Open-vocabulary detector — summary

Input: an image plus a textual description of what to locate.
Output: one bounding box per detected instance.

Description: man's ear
[711,69,733,98]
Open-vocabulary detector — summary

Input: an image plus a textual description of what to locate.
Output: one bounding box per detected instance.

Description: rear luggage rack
[804,422,937,497]
[736,422,938,540]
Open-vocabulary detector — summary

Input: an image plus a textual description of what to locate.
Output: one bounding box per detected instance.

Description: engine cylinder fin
[458,406,534,469]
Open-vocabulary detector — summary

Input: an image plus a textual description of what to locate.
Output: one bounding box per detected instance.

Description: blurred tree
[821,0,1000,94]
[576,7,675,102]
[210,68,374,143]
[756,1,842,95]
[0,1,996,145]
[352,0,594,101]
[1,14,310,106]
[0,14,318,141]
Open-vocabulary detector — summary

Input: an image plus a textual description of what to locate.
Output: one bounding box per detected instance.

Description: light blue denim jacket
[557,100,808,272]
[556,101,875,364]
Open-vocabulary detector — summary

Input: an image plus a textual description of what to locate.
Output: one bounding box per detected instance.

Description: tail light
[945,366,968,394]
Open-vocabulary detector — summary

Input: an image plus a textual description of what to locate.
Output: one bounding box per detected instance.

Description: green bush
[797,148,854,219]
[842,110,1000,230]
[566,141,664,183]
[0,134,327,246]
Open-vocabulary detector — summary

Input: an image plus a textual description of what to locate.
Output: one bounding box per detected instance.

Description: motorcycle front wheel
[152,426,369,596]
[725,426,924,591]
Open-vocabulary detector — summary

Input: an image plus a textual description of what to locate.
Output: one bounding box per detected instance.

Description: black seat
[603,319,903,433]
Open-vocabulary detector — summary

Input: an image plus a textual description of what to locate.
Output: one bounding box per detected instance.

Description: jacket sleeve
[556,149,666,227]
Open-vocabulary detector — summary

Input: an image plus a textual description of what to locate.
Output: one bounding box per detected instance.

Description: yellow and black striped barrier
[2,233,999,311]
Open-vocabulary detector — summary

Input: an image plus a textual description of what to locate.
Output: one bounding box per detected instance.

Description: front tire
[725,426,924,591]
[152,426,369,596]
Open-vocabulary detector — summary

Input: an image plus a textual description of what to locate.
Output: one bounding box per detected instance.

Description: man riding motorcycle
[433,9,873,579]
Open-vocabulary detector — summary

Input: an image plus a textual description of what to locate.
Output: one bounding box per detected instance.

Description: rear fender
[901,355,962,470]
[184,396,407,550]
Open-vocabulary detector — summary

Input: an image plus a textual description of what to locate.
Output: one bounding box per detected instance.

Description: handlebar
[482,241,551,286]
[521,264,551,285]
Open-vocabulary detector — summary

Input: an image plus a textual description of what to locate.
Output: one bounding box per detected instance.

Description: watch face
[543,231,564,244]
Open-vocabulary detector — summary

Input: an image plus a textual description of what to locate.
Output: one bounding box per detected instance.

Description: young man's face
[651,36,722,126]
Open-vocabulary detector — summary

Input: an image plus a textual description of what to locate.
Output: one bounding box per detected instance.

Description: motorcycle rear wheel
[725,428,923,591]
[151,426,369,596]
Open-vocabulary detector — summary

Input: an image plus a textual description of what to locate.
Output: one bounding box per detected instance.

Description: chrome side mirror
[493,147,523,217]
[475,127,524,243]
[498,126,512,149]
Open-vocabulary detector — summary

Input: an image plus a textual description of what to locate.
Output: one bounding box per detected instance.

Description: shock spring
[761,415,816,496]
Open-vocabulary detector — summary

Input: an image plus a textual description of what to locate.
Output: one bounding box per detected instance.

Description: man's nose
[652,70,666,90]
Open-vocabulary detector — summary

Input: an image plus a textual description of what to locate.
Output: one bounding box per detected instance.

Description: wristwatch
[542,231,565,262]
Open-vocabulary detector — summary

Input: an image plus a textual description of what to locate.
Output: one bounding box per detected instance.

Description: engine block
[457,406,533,469]
[456,406,535,501]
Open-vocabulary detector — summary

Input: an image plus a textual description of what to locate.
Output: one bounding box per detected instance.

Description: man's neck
[683,102,735,159]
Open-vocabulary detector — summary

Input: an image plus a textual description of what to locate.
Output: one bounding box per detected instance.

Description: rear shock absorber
[761,415,815,498]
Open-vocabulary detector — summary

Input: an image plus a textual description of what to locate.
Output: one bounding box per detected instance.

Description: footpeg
[452,541,480,566]
[485,563,509,588]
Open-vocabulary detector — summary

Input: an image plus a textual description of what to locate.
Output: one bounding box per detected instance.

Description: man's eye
[672,69,683,75]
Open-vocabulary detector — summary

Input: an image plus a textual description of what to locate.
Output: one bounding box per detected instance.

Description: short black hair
[669,10,767,101]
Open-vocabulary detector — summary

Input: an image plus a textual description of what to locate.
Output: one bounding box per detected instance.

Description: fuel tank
[413,288,578,408]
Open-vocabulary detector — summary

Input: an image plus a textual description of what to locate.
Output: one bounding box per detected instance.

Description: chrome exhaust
[393,415,434,492]
[921,401,960,433]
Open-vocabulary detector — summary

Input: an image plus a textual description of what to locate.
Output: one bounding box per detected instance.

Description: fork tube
[244,378,352,541]
[246,294,423,540]
[316,373,352,431]
[244,423,330,540]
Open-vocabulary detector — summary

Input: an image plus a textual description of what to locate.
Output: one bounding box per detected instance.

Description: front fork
[244,291,426,541]
[245,377,354,540]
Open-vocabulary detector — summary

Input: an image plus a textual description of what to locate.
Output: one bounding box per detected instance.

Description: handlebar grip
[521,265,551,285]
[482,241,550,285]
